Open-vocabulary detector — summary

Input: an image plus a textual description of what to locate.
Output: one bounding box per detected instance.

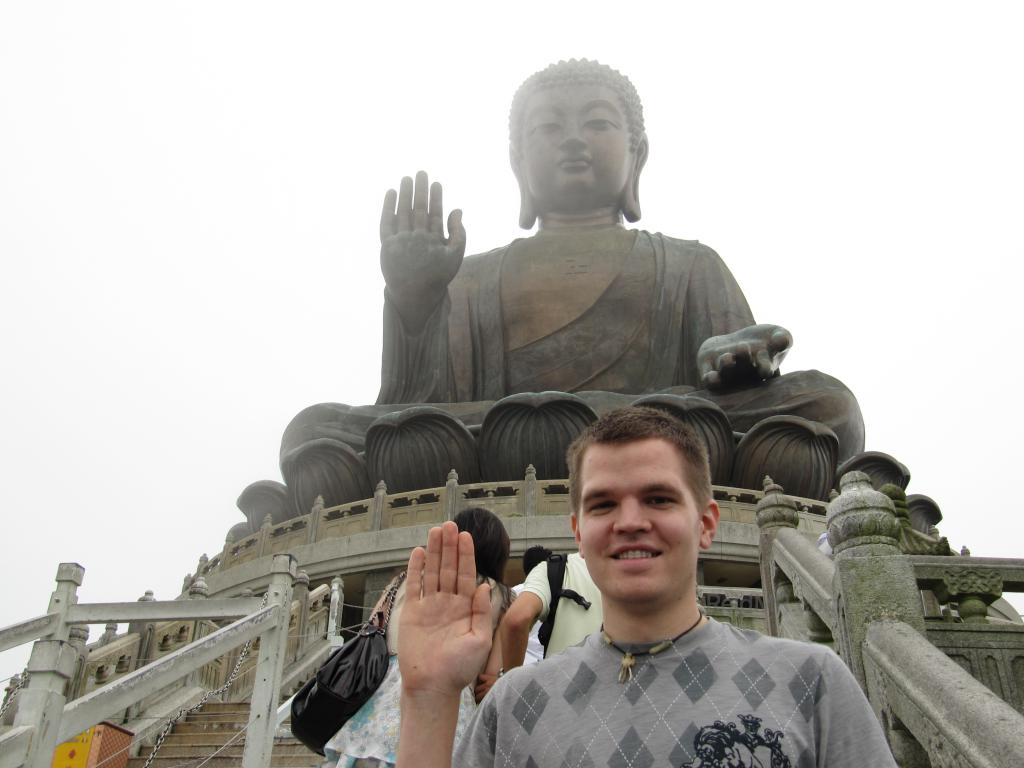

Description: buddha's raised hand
[380,171,466,328]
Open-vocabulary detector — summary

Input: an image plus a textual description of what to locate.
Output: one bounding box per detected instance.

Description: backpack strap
[536,554,592,658]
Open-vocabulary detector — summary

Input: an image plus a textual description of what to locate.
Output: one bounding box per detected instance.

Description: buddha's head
[509,59,649,229]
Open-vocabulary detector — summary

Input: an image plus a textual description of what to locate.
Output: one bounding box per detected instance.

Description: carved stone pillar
[293,570,310,658]
[755,476,800,637]
[307,495,325,544]
[66,625,90,701]
[371,481,387,531]
[444,469,460,521]
[523,464,538,518]
[932,568,1003,623]
[328,576,345,647]
[828,471,925,687]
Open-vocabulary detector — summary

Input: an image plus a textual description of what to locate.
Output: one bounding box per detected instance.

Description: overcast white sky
[2,2,1023,682]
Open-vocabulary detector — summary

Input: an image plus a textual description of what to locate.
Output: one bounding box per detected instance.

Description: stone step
[184,712,253,724]
[188,701,251,714]
[126,757,319,768]
[173,721,251,733]
[154,734,304,747]
[139,744,313,759]
[152,732,299,747]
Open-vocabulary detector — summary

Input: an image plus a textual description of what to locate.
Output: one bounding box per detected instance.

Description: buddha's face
[518,82,633,218]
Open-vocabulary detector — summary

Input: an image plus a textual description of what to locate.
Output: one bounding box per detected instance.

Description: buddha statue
[276,59,864,513]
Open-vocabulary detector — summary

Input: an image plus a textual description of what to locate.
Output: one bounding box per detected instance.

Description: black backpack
[535,553,592,657]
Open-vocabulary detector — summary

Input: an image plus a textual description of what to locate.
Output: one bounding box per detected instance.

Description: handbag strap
[374,570,406,631]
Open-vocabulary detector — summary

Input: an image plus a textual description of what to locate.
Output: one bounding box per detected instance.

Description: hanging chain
[141,591,270,768]
[0,671,29,720]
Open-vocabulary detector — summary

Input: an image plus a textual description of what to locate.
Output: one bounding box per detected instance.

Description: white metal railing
[0,555,296,768]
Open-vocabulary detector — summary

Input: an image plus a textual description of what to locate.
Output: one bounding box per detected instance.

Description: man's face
[571,438,719,618]
[518,82,631,217]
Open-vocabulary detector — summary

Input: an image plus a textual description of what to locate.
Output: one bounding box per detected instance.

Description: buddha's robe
[283,231,863,464]
[379,231,755,403]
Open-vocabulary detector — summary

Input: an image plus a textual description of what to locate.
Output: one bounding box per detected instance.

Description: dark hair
[522,545,552,576]
[453,506,510,583]
[566,406,712,513]
[509,59,646,157]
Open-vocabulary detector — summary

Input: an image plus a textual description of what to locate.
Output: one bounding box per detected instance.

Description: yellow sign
[52,726,94,768]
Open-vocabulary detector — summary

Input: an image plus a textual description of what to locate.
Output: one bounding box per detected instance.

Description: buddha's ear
[510,147,537,229]
[621,135,649,223]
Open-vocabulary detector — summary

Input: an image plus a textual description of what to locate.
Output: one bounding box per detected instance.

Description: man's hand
[397,522,492,768]
[380,171,466,328]
[697,324,793,391]
[398,521,493,698]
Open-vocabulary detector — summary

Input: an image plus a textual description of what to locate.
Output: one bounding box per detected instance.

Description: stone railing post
[307,496,324,544]
[257,514,273,557]
[66,625,90,700]
[328,576,345,647]
[371,481,387,531]
[828,471,925,687]
[125,589,157,720]
[755,476,800,637]
[242,554,296,768]
[2,673,24,726]
[523,464,538,518]
[293,570,310,659]
[933,567,1004,623]
[444,469,460,521]
[15,562,84,768]
[185,577,209,689]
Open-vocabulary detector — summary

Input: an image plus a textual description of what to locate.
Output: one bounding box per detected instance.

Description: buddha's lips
[559,158,591,170]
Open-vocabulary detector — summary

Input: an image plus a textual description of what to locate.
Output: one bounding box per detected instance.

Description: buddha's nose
[560,136,587,155]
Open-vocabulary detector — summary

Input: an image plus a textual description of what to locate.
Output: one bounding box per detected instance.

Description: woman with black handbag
[320,507,512,768]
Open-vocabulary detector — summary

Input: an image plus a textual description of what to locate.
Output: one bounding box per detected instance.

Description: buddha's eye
[585,118,615,131]
[530,122,562,137]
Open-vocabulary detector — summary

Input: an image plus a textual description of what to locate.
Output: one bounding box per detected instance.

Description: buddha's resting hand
[380,171,466,329]
[698,323,793,391]
[398,521,493,701]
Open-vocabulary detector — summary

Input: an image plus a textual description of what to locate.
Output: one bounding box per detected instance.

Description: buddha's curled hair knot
[509,59,646,155]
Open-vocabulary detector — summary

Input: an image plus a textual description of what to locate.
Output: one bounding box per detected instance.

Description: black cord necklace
[601,614,705,683]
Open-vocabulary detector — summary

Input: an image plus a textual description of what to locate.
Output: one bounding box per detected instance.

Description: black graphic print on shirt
[682,714,792,767]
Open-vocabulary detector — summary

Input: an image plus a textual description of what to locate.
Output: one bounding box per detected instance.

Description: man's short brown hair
[567,407,712,513]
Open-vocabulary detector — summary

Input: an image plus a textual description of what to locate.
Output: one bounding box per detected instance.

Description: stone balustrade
[200,472,827,601]
[757,471,1024,764]
[0,557,302,768]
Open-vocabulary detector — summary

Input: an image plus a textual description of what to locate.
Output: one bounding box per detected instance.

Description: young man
[396,408,896,767]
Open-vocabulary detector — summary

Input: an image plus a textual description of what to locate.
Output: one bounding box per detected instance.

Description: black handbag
[290,571,405,755]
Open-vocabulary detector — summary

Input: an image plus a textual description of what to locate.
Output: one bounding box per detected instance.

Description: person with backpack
[497,545,602,668]
[510,546,552,665]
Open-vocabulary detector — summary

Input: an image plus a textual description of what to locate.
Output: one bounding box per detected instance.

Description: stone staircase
[129,702,321,768]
